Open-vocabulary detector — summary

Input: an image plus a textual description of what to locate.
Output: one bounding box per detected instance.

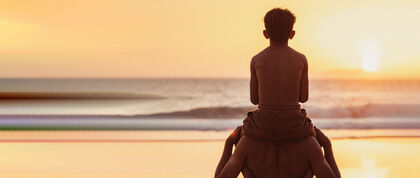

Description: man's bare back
[215,128,337,178]
[250,44,309,106]
[243,136,313,177]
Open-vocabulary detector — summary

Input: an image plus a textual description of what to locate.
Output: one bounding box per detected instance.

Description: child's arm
[250,58,259,105]
[299,57,309,103]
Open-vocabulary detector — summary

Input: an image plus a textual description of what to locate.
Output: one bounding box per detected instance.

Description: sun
[359,41,382,72]
[362,57,378,72]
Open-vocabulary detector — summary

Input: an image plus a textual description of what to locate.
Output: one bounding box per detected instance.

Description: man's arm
[215,139,235,178]
[216,137,248,178]
[303,168,314,178]
[315,128,341,178]
[307,138,337,178]
[215,127,242,178]
[323,144,341,178]
[299,57,309,103]
[250,57,259,105]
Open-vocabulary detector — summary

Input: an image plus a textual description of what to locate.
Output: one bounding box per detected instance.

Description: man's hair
[264,8,296,42]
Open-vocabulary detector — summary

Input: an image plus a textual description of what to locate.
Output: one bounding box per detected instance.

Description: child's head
[263,8,296,43]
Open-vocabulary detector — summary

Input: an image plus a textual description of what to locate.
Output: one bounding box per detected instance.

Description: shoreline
[0,129,419,141]
[1,117,420,130]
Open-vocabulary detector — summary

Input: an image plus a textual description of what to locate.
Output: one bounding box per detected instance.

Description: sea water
[0,78,419,131]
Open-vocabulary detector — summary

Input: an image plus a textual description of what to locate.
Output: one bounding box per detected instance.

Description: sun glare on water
[359,41,383,72]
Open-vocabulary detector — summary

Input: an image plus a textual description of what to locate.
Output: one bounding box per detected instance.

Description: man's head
[263,8,296,43]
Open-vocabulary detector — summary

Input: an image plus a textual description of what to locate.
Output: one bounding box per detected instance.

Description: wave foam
[0,92,166,100]
[139,104,420,118]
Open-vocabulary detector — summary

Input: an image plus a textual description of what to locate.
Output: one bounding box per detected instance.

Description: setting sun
[362,58,379,72]
[359,41,382,72]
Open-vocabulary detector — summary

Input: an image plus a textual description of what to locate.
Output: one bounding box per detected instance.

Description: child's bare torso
[250,45,308,107]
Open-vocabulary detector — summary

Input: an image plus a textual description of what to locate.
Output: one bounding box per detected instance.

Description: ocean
[0,78,420,130]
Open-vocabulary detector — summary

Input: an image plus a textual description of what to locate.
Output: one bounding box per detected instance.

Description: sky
[1,0,420,79]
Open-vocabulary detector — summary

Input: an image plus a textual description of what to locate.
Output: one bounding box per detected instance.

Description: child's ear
[263,30,269,39]
[289,30,296,40]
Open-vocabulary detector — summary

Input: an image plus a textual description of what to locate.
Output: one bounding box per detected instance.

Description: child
[244,7,314,142]
[215,8,340,178]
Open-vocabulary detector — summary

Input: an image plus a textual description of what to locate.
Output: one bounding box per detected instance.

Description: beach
[0,79,419,177]
[0,130,419,178]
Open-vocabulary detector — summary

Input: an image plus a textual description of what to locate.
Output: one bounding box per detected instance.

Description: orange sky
[1,0,420,78]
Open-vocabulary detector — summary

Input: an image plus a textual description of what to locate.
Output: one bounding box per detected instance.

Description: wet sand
[0,130,419,178]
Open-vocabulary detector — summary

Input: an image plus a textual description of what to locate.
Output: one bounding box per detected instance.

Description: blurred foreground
[0,130,419,178]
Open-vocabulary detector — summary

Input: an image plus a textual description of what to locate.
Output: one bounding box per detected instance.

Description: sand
[0,130,419,178]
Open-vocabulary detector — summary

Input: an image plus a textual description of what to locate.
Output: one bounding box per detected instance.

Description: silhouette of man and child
[215,8,341,178]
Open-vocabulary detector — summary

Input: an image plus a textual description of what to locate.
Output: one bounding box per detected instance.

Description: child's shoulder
[252,47,270,60]
[287,46,308,62]
[251,46,308,64]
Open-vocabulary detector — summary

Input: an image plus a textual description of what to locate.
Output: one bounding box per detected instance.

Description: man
[215,127,340,178]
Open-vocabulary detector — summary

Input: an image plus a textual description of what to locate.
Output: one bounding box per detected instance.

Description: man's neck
[270,40,288,47]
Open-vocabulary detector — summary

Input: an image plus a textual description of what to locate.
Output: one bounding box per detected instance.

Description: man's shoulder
[297,136,320,147]
[239,135,259,146]
[234,136,259,156]
[240,135,319,149]
[295,137,323,156]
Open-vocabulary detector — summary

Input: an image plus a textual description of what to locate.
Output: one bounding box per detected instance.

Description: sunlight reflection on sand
[0,130,418,178]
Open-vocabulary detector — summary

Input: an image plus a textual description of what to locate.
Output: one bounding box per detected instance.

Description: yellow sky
[1,0,420,78]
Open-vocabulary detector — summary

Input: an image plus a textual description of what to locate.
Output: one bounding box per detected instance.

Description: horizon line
[0,77,420,80]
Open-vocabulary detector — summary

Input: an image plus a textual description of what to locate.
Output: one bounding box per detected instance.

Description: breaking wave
[139,103,420,118]
[0,92,166,100]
